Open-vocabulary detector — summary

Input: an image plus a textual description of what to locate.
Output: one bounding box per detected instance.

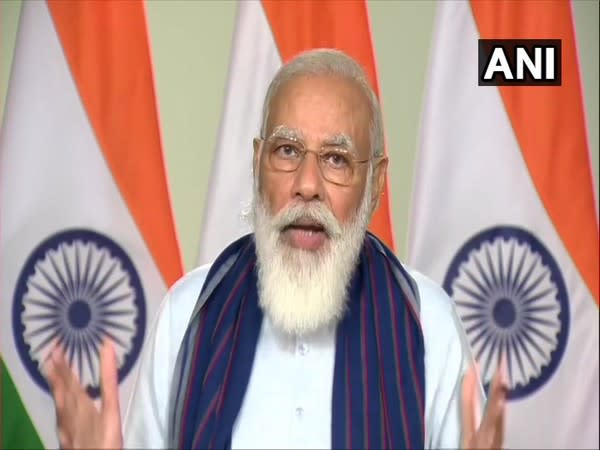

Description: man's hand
[461,360,508,449]
[45,340,123,449]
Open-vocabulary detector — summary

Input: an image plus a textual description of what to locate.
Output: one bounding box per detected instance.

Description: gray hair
[259,49,384,159]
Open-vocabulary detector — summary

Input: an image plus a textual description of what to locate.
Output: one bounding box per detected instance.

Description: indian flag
[0,1,183,448]
[408,1,599,448]
[197,0,395,265]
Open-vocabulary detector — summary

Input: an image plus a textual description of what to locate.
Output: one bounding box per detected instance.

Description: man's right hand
[46,340,123,449]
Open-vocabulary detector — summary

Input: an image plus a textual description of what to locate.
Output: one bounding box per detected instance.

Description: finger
[48,368,71,441]
[41,338,59,384]
[46,363,66,423]
[46,346,72,411]
[478,358,508,447]
[51,346,80,398]
[491,357,508,448]
[100,340,121,422]
[45,349,60,392]
[50,346,87,434]
[52,344,86,396]
[461,362,479,448]
[491,404,505,450]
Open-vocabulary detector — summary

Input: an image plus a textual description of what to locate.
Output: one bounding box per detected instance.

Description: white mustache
[271,202,343,239]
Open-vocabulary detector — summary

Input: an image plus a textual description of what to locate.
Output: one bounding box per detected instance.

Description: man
[46,49,506,449]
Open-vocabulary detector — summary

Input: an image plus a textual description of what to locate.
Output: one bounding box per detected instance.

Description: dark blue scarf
[169,233,425,449]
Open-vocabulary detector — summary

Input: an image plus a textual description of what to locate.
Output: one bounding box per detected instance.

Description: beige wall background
[1,0,598,272]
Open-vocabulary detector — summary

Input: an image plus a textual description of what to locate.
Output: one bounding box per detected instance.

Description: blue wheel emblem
[443,226,569,399]
[12,229,146,397]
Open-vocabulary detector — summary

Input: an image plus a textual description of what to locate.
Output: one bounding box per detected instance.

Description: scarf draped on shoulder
[168,232,425,449]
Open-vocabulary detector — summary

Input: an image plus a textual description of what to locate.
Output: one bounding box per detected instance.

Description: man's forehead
[264,74,371,155]
[268,73,368,114]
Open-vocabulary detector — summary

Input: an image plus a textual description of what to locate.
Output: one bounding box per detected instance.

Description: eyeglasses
[257,137,372,187]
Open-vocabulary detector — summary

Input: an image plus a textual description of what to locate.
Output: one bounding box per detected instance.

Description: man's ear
[370,156,388,214]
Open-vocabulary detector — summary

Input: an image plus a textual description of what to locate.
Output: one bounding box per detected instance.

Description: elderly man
[46,49,506,449]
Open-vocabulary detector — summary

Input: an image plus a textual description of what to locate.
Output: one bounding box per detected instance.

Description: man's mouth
[281,220,328,251]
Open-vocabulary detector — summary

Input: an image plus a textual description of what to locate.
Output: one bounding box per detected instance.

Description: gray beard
[250,176,373,336]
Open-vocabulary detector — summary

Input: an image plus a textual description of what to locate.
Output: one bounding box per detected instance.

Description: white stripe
[197,0,281,265]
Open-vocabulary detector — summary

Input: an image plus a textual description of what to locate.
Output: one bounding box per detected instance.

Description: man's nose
[292,152,326,201]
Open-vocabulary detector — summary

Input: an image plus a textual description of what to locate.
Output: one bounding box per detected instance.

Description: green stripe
[1,357,44,449]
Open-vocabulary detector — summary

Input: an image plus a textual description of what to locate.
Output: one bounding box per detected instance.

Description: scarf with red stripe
[169,232,425,449]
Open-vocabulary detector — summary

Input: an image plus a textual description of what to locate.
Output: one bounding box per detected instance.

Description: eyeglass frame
[254,135,378,187]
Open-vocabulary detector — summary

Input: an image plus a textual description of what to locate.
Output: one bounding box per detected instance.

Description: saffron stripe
[48,0,183,287]
[471,0,598,304]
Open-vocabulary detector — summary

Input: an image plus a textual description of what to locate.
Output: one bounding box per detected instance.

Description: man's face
[250,73,387,335]
[254,74,377,252]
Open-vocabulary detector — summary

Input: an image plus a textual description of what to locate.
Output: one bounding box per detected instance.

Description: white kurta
[123,264,481,449]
